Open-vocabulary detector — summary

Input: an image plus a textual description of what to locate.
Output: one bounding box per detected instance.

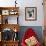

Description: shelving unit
[0,7,20,46]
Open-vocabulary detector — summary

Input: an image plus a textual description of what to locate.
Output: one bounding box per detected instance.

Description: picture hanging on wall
[25,7,37,21]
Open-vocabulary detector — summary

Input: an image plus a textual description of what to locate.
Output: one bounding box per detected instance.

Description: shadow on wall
[18,26,44,45]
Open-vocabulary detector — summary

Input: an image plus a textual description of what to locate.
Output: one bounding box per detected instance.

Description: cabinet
[0,7,20,46]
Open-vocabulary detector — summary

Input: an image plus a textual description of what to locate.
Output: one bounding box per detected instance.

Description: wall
[0,0,44,26]
[18,0,44,26]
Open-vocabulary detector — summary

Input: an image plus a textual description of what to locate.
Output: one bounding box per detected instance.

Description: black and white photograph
[25,7,37,21]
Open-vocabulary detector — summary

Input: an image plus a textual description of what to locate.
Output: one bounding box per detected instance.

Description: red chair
[21,28,41,46]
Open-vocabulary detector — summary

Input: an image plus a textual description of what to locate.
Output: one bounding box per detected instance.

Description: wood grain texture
[0,24,20,32]
[43,0,46,45]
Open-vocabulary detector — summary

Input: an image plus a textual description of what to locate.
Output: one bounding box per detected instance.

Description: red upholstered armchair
[21,28,41,46]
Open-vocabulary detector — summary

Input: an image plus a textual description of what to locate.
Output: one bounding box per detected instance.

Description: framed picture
[25,7,37,21]
[2,10,9,15]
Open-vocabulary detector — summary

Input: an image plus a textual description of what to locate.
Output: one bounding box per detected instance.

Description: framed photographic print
[25,7,37,21]
[2,10,9,15]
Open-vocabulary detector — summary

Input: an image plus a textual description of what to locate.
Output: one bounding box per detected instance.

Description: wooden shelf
[0,24,20,32]
[2,40,19,42]
[0,7,19,16]
[0,7,20,46]
[1,40,19,46]
[0,7,19,9]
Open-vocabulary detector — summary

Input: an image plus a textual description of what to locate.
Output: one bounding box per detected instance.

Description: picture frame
[25,7,37,21]
[2,10,9,15]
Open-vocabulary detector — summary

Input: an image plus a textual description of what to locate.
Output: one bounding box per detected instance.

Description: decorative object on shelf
[2,10,9,15]
[2,28,13,41]
[14,28,17,32]
[13,32,18,41]
[25,7,37,21]
[15,0,17,7]
[1,27,19,41]
[0,7,19,16]
[5,18,8,24]
[0,7,19,24]
[9,10,18,15]
[13,27,18,41]
[2,16,8,24]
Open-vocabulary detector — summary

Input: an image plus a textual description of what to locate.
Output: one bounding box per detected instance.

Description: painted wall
[0,0,44,26]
